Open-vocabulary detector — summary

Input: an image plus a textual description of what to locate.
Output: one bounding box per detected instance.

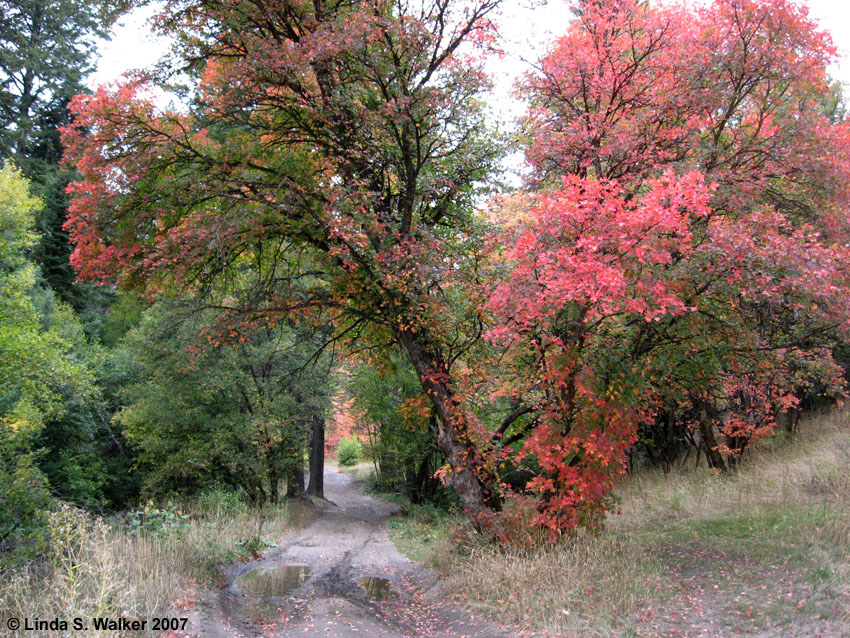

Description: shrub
[0,447,52,569]
[125,500,190,538]
[337,436,362,466]
[196,487,245,517]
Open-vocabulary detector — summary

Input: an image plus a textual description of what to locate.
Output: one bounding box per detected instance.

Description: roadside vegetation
[336,436,364,467]
[389,410,850,637]
[0,489,310,637]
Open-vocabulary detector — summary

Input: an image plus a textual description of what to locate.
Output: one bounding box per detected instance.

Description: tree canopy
[62,0,504,521]
[118,303,333,503]
[484,0,850,535]
[0,0,129,300]
[60,0,850,537]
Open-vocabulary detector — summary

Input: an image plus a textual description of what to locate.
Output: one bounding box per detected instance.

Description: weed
[0,496,303,637]
[125,500,191,538]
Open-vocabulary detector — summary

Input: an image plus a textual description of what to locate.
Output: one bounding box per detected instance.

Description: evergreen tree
[0,0,127,302]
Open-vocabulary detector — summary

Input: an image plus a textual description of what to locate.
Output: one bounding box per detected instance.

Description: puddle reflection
[236,564,310,622]
[357,576,397,600]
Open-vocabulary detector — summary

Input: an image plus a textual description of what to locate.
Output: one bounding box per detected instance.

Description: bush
[125,500,190,538]
[0,447,52,569]
[196,487,245,517]
[337,436,362,466]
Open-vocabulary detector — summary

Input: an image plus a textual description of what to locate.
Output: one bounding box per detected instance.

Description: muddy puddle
[236,564,311,623]
[357,576,397,600]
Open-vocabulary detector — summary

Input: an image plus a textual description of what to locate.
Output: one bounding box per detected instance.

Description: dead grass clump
[449,531,665,637]
[0,504,181,638]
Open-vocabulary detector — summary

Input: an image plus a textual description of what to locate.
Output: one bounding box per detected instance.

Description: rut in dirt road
[186,466,513,638]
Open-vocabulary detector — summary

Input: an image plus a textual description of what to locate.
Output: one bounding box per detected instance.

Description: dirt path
[181,467,510,638]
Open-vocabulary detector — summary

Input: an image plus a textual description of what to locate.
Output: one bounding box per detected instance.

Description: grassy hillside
[391,410,850,637]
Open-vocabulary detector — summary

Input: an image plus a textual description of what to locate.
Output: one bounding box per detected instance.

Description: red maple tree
[486,0,850,536]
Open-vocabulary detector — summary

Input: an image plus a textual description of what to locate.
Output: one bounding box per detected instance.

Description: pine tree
[0,0,127,302]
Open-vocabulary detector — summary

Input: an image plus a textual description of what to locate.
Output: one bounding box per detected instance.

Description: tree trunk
[410,452,434,504]
[287,455,305,497]
[398,330,491,525]
[777,408,800,435]
[307,415,325,498]
[698,405,727,472]
[268,470,280,504]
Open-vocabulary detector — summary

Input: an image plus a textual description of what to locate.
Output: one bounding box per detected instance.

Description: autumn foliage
[62,0,503,521]
[61,0,850,539]
[485,0,850,536]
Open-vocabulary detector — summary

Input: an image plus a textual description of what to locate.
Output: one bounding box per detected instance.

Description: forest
[1,0,849,636]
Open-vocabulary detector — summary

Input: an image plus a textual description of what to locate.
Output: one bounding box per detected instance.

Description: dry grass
[614,409,850,530]
[404,409,850,637]
[330,459,376,480]
[0,495,306,637]
[447,531,665,637]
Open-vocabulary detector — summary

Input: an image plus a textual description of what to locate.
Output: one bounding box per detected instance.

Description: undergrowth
[389,410,850,637]
[0,489,307,637]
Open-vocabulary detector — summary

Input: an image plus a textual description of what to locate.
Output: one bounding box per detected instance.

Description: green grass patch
[387,501,458,566]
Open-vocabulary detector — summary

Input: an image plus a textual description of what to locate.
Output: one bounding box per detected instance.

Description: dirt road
[183,467,511,638]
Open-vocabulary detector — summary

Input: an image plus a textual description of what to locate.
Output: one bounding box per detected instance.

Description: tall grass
[414,410,850,637]
[0,493,306,637]
[614,409,850,529]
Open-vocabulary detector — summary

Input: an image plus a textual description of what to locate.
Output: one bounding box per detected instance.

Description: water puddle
[357,576,396,600]
[236,565,311,622]
[237,564,311,598]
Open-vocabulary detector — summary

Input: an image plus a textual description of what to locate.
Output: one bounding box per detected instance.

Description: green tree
[118,303,334,504]
[0,163,95,561]
[0,0,127,301]
[0,163,92,429]
[351,352,441,504]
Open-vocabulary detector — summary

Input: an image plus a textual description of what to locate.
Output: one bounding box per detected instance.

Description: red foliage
[487,0,850,536]
[326,394,359,456]
[487,169,716,536]
[61,0,850,539]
